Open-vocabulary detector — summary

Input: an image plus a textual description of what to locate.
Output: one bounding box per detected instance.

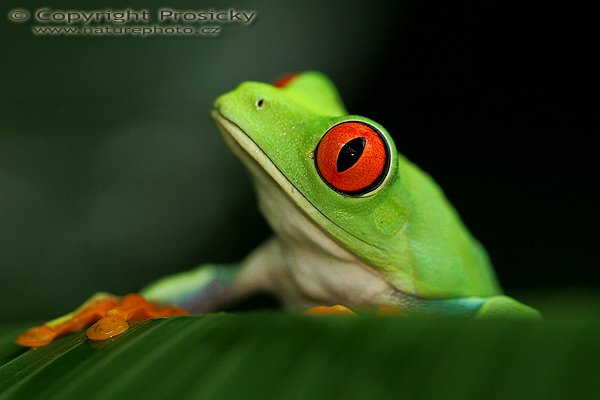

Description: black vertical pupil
[337,137,366,173]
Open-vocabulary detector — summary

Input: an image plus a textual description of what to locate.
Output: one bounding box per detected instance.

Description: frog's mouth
[211,109,379,249]
[211,110,312,205]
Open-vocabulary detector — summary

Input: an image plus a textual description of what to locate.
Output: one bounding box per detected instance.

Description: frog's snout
[212,92,229,113]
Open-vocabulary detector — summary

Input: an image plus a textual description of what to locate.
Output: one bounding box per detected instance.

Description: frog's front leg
[16,238,280,347]
[141,237,280,312]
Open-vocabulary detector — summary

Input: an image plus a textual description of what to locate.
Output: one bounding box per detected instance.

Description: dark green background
[0,0,597,320]
[0,0,402,319]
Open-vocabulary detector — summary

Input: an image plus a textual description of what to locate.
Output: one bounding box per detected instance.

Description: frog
[16,71,539,348]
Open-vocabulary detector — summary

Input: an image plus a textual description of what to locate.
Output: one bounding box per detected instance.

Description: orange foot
[305,304,355,315]
[16,293,188,348]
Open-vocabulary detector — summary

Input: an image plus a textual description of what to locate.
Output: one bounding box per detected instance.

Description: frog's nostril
[255,99,266,109]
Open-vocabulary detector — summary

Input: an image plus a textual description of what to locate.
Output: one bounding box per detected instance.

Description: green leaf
[1,314,599,399]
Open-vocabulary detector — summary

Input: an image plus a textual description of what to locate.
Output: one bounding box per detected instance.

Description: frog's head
[212,71,406,275]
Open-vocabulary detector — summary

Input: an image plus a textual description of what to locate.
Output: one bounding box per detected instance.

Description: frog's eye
[315,121,390,195]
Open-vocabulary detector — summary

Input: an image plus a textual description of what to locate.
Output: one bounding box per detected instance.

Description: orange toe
[86,316,130,341]
[86,295,188,341]
[15,325,58,348]
[305,305,355,315]
[106,294,189,320]
[152,306,189,317]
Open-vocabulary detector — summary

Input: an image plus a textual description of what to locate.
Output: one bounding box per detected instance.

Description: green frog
[17,71,539,348]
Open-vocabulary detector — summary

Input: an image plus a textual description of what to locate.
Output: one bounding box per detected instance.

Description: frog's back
[389,156,501,299]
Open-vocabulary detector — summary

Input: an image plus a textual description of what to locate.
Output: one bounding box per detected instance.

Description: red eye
[315,121,390,195]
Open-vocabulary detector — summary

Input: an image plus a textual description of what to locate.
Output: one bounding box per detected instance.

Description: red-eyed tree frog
[17,72,540,348]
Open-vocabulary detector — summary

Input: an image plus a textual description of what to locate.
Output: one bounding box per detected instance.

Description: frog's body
[142,71,537,318]
[16,71,538,348]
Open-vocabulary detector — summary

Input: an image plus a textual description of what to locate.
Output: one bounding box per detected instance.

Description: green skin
[140,71,539,318]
